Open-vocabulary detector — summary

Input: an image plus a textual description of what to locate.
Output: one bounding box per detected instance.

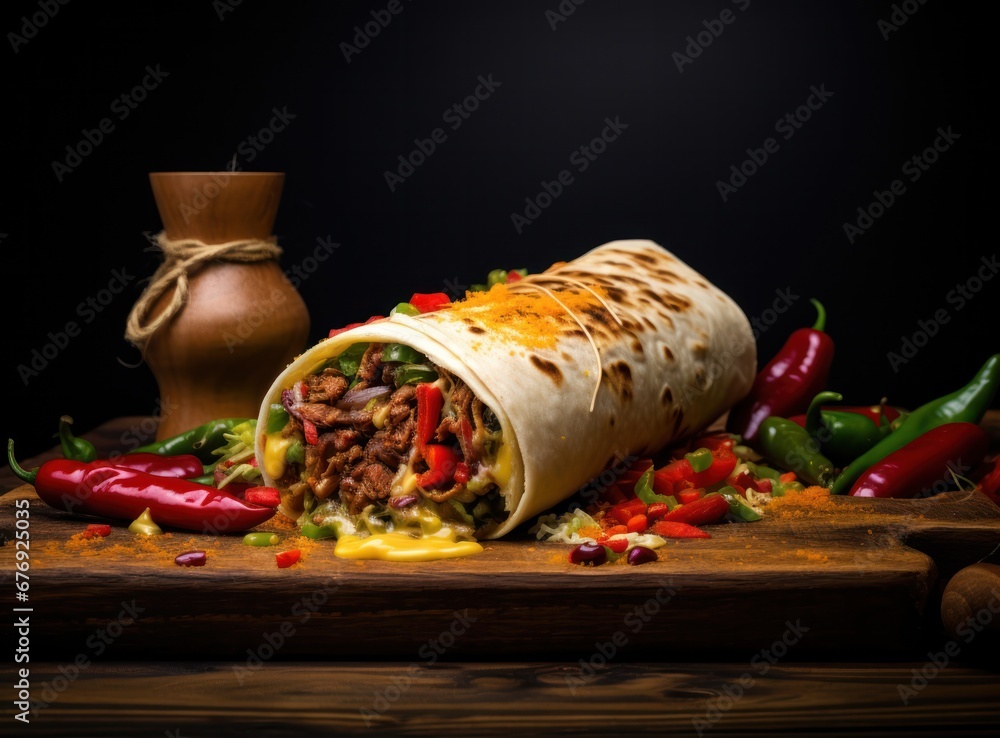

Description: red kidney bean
[174,550,207,567]
[569,543,607,565]
[627,546,658,565]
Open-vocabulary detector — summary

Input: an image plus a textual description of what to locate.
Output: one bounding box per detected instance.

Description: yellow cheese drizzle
[334,532,484,561]
[508,282,604,411]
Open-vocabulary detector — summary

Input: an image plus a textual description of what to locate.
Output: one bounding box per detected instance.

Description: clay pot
[141,171,310,441]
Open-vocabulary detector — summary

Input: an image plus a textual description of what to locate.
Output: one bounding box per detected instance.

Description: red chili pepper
[646,502,669,520]
[416,444,461,489]
[661,492,730,526]
[690,447,738,488]
[415,383,443,451]
[303,419,319,446]
[725,298,834,446]
[453,462,470,486]
[276,549,301,568]
[82,523,111,538]
[849,422,989,499]
[976,456,1000,504]
[620,457,655,487]
[676,489,703,505]
[328,315,385,338]
[244,486,281,508]
[99,452,204,479]
[649,520,711,539]
[8,441,275,533]
[409,292,451,313]
[653,458,694,496]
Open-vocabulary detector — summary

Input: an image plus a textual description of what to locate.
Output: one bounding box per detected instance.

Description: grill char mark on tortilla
[529,355,564,386]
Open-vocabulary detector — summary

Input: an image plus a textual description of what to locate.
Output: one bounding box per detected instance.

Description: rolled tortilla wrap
[255,239,756,540]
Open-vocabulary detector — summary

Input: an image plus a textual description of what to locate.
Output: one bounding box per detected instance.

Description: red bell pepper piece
[453,462,470,486]
[409,292,451,313]
[646,502,669,520]
[649,520,711,539]
[725,298,834,446]
[662,492,730,526]
[690,447,737,488]
[676,489,703,505]
[608,498,647,526]
[415,383,443,452]
[653,458,694,496]
[276,549,301,568]
[328,315,385,338]
[417,444,461,489]
[603,536,629,553]
[849,422,989,499]
[303,419,319,446]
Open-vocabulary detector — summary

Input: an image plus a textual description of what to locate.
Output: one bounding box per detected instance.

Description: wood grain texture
[7,661,1000,737]
[3,416,1000,664]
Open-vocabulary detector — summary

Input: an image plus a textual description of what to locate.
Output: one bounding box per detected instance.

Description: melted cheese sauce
[334,531,483,561]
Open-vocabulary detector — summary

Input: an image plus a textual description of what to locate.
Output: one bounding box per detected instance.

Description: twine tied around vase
[124,231,283,349]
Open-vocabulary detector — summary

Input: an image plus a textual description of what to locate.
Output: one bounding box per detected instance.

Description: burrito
[254,239,756,546]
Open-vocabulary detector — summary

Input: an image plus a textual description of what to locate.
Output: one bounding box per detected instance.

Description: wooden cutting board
[3,412,1000,664]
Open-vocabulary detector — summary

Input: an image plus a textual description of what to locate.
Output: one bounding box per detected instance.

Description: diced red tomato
[609,498,647,526]
[646,502,669,520]
[83,524,111,538]
[626,514,648,533]
[409,292,452,313]
[662,492,730,526]
[506,271,522,283]
[649,520,711,539]
[276,549,301,568]
[604,537,629,554]
[244,486,281,508]
[676,488,704,505]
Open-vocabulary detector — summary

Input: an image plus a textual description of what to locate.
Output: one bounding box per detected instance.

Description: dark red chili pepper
[726,298,834,446]
[849,422,989,499]
[8,440,274,533]
[416,444,460,489]
[415,383,443,452]
[101,452,205,479]
[975,455,1000,505]
[661,492,730,526]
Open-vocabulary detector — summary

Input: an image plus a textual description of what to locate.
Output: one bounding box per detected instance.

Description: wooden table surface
[4,417,1000,736]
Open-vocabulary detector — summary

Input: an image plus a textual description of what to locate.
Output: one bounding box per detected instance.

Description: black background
[3,0,997,462]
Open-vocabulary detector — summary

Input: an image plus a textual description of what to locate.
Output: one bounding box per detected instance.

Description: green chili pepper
[300,521,341,540]
[382,343,426,364]
[744,460,781,481]
[805,391,892,467]
[718,486,762,521]
[130,417,254,464]
[487,269,508,287]
[391,302,421,317]
[757,416,837,488]
[58,415,97,462]
[831,353,1000,495]
[243,532,280,546]
[286,440,304,465]
[394,364,439,386]
[337,343,370,377]
[634,466,679,509]
[685,447,713,473]
[267,404,290,434]
[772,480,805,497]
